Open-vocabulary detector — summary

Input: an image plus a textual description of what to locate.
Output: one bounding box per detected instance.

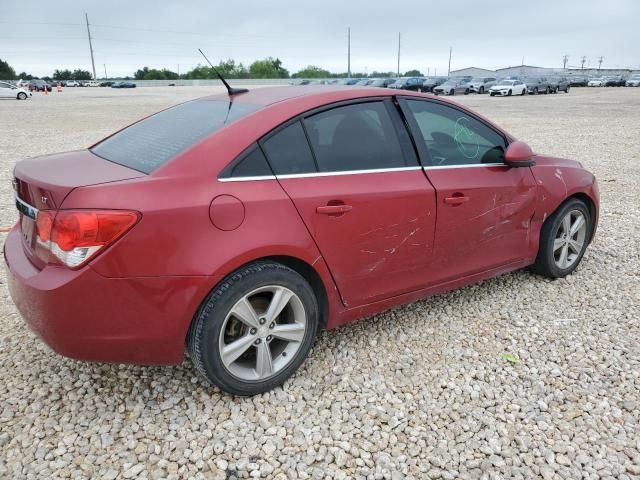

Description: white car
[66,80,80,87]
[489,79,527,96]
[625,74,640,87]
[0,81,31,100]
[588,78,605,87]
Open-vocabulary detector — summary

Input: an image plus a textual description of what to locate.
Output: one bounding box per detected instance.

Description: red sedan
[5,86,599,395]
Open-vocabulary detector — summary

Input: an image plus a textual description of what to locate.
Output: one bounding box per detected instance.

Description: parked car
[388,77,425,92]
[433,78,470,95]
[626,74,640,87]
[6,86,600,396]
[604,75,625,87]
[65,80,80,87]
[549,76,570,93]
[568,76,588,87]
[420,76,447,92]
[588,77,606,87]
[0,81,31,100]
[27,80,52,92]
[85,81,100,87]
[99,81,114,87]
[340,78,361,85]
[467,77,497,94]
[111,81,137,88]
[489,79,527,96]
[367,78,396,88]
[524,77,552,95]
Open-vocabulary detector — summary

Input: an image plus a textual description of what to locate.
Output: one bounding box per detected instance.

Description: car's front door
[260,100,437,307]
[400,97,537,283]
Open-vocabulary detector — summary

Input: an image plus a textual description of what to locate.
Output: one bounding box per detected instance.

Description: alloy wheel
[553,210,587,269]
[219,286,307,381]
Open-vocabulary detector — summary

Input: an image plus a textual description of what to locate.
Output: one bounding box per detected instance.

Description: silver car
[468,76,497,94]
[433,79,470,96]
[625,74,640,87]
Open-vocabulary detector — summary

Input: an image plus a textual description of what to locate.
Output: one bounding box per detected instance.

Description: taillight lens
[35,210,139,268]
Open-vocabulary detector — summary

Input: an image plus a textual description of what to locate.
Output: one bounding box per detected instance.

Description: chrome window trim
[423,163,508,170]
[217,166,422,182]
[218,175,277,183]
[277,166,422,179]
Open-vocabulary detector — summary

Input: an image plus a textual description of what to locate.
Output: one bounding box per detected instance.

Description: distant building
[495,65,555,78]
[567,67,633,77]
[449,67,495,78]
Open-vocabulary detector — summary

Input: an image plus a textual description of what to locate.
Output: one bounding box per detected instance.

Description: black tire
[545,86,551,94]
[449,89,454,96]
[533,87,539,95]
[520,88,526,96]
[479,86,484,94]
[17,92,27,100]
[565,85,570,93]
[464,88,469,95]
[489,92,495,96]
[531,198,592,279]
[188,261,319,396]
[508,89,512,96]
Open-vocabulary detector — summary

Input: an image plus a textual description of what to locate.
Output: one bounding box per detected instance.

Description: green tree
[72,69,92,80]
[293,65,331,78]
[404,69,423,77]
[53,69,73,81]
[249,57,289,78]
[0,58,17,79]
[17,71,34,80]
[161,69,179,80]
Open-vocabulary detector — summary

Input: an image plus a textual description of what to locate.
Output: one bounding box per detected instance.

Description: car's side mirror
[505,141,535,167]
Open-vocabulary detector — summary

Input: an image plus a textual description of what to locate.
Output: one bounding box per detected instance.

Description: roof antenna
[198,48,248,96]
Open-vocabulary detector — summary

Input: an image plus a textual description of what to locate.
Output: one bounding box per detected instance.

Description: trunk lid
[13,150,145,268]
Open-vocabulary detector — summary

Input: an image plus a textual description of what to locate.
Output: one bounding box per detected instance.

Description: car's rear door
[260,99,437,307]
[399,97,537,283]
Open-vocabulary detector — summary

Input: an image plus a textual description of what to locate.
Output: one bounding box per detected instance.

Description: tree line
[1,57,426,82]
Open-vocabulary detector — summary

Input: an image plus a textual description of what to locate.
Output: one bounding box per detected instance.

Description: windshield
[92,99,260,174]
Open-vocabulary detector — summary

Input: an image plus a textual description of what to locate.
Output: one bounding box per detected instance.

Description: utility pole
[581,56,587,72]
[103,63,107,79]
[598,56,604,71]
[347,27,351,78]
[84,13,97,80]
[397,32,401,77]
[562,55,568,71]
[447,47,452,76]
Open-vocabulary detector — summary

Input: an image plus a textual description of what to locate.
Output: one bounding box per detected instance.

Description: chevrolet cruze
[5,86,599,395]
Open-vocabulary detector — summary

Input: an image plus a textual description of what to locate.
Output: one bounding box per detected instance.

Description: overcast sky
[1,0,638,77]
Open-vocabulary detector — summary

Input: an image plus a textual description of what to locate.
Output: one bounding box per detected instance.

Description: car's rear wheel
[479,86,485,94]
[532,198,592,279]
[464,88,469,95]
[521,88,526,95]
[449,89,454,96]
[533,87,539,95]
[188,261,319,395]
[17,92,27,100]
[508,89,512,96]
[565,85,570,93]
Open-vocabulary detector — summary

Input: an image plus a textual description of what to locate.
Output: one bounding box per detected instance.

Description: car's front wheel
[188,261,319,395]
[532,198,592,279]
[17,92,27,100]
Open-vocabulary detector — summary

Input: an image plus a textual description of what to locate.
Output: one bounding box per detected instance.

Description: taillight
[35,210,139,268]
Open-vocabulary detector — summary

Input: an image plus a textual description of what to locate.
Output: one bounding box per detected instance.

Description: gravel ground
[0,86,639,479]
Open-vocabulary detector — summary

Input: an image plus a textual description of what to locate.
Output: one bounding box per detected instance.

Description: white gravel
[0,86,639,479]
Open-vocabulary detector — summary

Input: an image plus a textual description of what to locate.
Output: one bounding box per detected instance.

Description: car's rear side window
[303,101,412,172]
[91,99,260,174]
[261,121,316,175]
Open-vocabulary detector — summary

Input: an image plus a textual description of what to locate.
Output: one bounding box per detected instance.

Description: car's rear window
[91,99,260,173]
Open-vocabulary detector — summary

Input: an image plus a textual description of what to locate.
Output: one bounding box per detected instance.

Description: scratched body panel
[425,165,537,282]
[276,169,436,307]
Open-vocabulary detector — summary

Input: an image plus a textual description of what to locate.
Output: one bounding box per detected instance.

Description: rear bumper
[4,226,214,365]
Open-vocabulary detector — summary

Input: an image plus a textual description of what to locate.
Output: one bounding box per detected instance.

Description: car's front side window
[404,100,507,167]
[303,101,414,173]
